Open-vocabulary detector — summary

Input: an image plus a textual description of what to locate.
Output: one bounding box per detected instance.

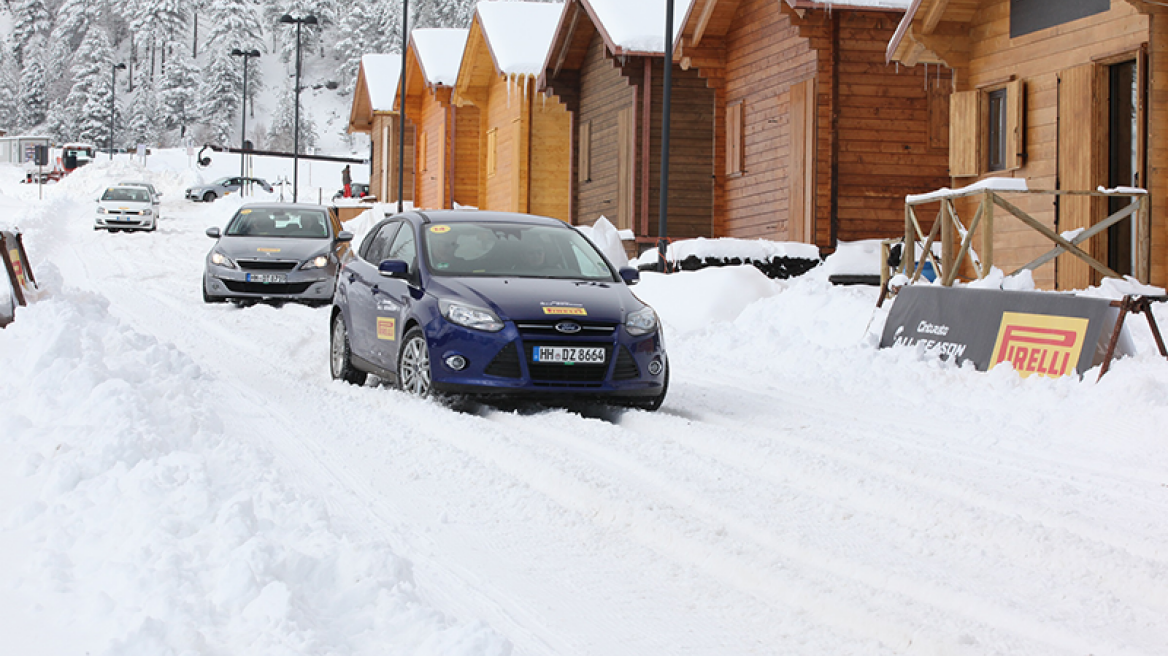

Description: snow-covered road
[3,155,1168,655]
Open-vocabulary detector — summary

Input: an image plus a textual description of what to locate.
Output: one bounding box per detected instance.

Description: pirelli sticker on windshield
[543,307,587,316]
[429,225,451,233]
[377,317,396,340]
[990,312,1090,378]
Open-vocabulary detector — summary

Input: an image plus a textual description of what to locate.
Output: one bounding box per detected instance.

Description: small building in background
[348,53,414,206]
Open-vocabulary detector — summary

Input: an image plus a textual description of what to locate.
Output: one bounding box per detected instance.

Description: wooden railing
[886,187,1150,287]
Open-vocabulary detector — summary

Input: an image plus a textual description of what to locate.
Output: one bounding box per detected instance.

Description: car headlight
[300,255,330,270]
[142,209,152,216]
[97,207,107,214]
[625,306,658,336]
[440,299,504,332]
[210,250,237,269]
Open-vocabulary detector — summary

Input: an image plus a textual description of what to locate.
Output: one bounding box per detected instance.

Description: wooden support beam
[921,0,950,35]
[992,194,1122,281]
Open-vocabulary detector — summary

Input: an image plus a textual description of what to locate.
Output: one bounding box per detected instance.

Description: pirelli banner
[2,229,37,326]
[880,286,1128,378]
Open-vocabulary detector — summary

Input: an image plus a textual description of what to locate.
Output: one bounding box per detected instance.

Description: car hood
[431,276,642,324]
[213,236,331,261]
[97,199,152,210]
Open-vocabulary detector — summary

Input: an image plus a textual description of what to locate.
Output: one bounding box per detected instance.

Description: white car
[94,184,159,232]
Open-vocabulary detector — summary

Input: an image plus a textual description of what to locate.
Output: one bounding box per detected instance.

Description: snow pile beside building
[632,236,821,279]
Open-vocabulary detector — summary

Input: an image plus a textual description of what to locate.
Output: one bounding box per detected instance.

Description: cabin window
[949,80,1025,177]
[419,131,428,173]
[1010,0,1109,38]
[726,101,744,176]
[578,120,592,183]
[486,128,497,178]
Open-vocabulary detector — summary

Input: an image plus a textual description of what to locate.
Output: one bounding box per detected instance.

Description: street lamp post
[109,62,126,160]
[397,0,408,212]
[231,48,262,188]
[279,13,317,203]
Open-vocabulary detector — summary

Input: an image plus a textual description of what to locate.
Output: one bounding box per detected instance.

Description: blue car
[329,210,668,410]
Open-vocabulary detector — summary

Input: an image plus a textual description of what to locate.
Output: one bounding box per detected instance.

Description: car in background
[118,180,162,203]
[203,203,353,306]
[186,176,273,202]
[328,210,668,410]
[332,182,370,201]
[94,184,159,232]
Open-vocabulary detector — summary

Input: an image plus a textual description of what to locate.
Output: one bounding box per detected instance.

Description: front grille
[526,343,611,384]
[484,342,521,378]
[107,210,143,215]
[612,346,639,380]
[516,320,616,339]
[221,280,313,295]
[238,259,299,271]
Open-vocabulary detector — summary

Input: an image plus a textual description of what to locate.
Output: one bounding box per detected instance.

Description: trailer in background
[0,135,51,166]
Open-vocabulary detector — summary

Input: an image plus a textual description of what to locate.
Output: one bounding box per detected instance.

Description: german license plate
[532,346,606,364]
[246,273,286,284]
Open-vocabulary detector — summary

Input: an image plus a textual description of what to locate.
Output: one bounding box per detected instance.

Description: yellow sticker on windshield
[257,247,281,253]
[543,307,587,316]
[430,225,451,233]
[377,317,396,340]
[241,209,252,214]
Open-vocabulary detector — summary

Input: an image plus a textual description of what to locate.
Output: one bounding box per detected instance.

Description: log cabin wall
[576,33,636,229]
[484,73,524,213]
[529,96,573,221]
[955,1,1149,289]
[414,90,447,209]
[370,114,415,204]
[452,103,481,208]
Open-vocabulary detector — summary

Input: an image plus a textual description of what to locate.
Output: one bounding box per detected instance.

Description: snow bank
[575,216,629,268]
[633,265,783,335]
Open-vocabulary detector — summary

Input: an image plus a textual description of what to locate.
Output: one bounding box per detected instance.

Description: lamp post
[279,13,317,203]
[109,62,126,160]
[231,48,261,187]
[397,0,408,212]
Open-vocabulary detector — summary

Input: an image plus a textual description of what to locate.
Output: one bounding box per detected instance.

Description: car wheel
[398,326,432,396]
[203,191,216,202]
[330,313,368,386]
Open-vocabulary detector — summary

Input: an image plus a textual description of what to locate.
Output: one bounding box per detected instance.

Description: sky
[3,151,1168,655]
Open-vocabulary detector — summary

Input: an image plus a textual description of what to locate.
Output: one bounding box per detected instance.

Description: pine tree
[158,51,200,139]
[125,80,161,147]
[267,78,317,153]
[0,46,19,131]
[10,0,53,66]
[204,0,263,52]
[413,0,475,30]
[16,44,49,131]
[64,28,117,145]
[197,48,242,146]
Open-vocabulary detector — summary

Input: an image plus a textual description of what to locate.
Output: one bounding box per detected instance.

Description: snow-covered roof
[587,0,696,53]
[412,29,470,86]
[477,1,564,76]
[361,54,403,111]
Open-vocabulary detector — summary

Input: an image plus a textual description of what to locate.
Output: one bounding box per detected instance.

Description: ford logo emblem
[555,321,582,334]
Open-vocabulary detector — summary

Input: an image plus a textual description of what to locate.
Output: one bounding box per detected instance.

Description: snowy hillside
[3,153,1168,655]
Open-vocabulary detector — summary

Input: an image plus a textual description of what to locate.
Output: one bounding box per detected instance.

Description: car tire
[398,326,432,397]
[330,313,368,386]
[203,191,216,202]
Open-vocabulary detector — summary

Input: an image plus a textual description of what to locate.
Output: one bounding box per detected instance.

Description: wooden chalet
[348,53,414,205]
[888,0,1168,290]
[540,0,715,247]
[452,1,572,222]
[675,0,949,248]
[404,28,477,210]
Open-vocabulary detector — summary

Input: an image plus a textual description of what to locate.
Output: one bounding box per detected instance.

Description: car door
[370,222,419,369]
[344,220,401,362]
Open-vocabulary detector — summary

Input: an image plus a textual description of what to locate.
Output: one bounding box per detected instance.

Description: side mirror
[378,259,410,279]
[205,227,221,238]
[619,267,640,285]
[336,230,354,243]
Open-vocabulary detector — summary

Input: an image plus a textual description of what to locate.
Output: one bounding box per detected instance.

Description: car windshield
[212,177,232,186]
[101,187,152,203]
[225,208,330,239]
[423,221,617,281]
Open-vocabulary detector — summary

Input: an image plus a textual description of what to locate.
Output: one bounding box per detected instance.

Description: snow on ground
[3,152,1168,655]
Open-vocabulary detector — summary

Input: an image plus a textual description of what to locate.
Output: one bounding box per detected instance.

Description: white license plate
[532,346,606,364]
[246,273,287,284]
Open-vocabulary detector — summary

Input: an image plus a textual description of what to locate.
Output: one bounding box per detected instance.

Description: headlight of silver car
[299,255,330,270]
[625,306,658,336]
[97,207,107,214]
[210,250,237,269]
[142,209,152,216]
[440,299,504,332]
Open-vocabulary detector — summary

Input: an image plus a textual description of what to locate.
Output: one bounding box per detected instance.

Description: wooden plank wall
[415,91,447,209]
[1151,12,1168,286]
[452,104,481,208]
[484,73,522,213]
[576,33,636,228]
[959,0,1149,289]
[371,114,415,204]
[530,96,572,222]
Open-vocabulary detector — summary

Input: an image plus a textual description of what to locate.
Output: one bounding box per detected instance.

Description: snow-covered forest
[0,0,505,152]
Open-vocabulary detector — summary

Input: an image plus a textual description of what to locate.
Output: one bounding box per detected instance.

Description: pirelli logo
[376,317,396,341]
[990,312,1090,378]
[543,307,587,316]
[9,249,24,283]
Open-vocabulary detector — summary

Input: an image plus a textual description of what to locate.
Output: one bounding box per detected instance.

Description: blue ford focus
[329,210,668,410]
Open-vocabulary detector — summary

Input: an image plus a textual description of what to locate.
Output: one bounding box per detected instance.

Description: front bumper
[96,215,154,230]
[204,266,337,301]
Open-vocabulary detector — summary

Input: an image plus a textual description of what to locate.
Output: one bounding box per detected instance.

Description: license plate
[532,346,606,364]
[246,273,286,284]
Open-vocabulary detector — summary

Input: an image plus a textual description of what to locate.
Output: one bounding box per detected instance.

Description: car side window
[386,224,417,271]
[360,221,401,263]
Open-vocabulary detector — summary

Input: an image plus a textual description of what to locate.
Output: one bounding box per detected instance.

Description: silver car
[186,176,273,202]
[203,203,353,306]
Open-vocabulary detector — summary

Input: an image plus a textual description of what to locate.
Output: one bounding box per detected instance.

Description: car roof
[408,210,567,227]
[119,181,155,188]
[236,202,328,211]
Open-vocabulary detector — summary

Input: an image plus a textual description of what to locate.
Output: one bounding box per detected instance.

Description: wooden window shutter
[1005,79,1025,170]
[617,107,634,231]
[486,128,497,177]
[1057,63,1100,289]
[949,90,981,177]
[578,120,591,183]
[726,101,744,175]
[788,79,816,243]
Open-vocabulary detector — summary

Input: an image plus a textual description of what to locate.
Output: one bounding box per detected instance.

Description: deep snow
[3,152,1168,655]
